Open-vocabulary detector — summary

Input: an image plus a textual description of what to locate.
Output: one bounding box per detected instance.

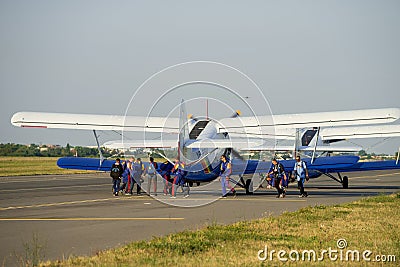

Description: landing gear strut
[232,176,253,195]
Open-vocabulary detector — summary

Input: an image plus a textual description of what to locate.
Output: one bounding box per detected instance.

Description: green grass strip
[0,157,95,176]
[42,193,400,266]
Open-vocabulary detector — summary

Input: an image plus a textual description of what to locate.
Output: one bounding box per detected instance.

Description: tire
[245,179,253,195]
[342,176,348,189]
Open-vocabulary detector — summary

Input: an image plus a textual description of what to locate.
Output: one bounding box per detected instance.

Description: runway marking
[155,198,306,202]
[0,175,108,184]
[0,198,119,211]
[0,195,306,211]
[0,217,184,221]
[0,184,110,193]
[220,198,306,202]
[349,172,400,180]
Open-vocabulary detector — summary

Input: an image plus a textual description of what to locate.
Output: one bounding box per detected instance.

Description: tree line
[0,143,108,157]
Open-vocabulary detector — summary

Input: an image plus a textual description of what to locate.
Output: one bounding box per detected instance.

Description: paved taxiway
[0,170,399,265]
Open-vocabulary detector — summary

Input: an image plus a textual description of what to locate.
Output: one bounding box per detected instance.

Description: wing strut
[93,130,105,167]
[293,128,300,158]
[151,149,174,164]
[311,127,321,164]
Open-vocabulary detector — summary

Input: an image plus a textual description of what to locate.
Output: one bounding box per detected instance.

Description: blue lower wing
[332,160,400,173]
[57,156,400,182]
[57,157,115,172]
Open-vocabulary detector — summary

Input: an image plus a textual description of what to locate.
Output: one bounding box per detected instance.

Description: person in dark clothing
[267,158,287,198]
[110,158,124,196]
[159,160,174,196]
[133,158,144,195]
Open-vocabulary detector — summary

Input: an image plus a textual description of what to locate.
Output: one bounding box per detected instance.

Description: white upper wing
[320,125,400,140]
[240,145,361,152]
[218,108,400,135]
[11,112,179,133]
[11,108,400,135]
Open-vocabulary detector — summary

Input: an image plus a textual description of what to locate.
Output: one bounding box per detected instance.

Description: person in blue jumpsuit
[293,156,309,197]
[219,155,236,197]
[171,159,189,198]
[120,161,131,194]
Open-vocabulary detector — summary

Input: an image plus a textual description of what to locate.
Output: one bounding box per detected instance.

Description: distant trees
[0,143,103,157]
[0,143,38,156]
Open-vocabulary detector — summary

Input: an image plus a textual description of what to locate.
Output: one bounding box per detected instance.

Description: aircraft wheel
[189,181,194,187]
[342,176,348,189]
[196,182,200,186]
[245,179,253,195]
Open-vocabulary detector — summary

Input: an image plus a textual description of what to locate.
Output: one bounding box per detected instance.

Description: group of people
[218,154,309,198]
[110,156,158,197]
[110,157,190,198]
[266,156,309,198]
[109,154,310,198]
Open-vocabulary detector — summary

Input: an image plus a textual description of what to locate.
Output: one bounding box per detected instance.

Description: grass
[42,193,400,266]
[14,232,47,267]
[0,157,95,176]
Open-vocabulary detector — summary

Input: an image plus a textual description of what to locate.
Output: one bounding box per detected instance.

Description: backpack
[148,162,156,174]
[110,166,120,179]
[295,161,307,179]
[131,163,141,177]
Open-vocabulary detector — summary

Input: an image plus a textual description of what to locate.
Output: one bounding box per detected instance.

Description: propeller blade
[230,110,242,118]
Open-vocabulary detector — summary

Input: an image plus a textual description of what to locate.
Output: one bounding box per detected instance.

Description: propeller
[187,114,198,121]
[230,110,242,118]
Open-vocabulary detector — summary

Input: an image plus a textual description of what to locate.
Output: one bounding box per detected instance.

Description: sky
[1,0,399,154]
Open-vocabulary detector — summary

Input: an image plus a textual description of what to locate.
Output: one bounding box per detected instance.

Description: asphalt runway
[1,170,399,265]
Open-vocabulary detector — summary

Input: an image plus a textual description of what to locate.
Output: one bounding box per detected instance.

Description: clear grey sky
[1,0,399,153]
